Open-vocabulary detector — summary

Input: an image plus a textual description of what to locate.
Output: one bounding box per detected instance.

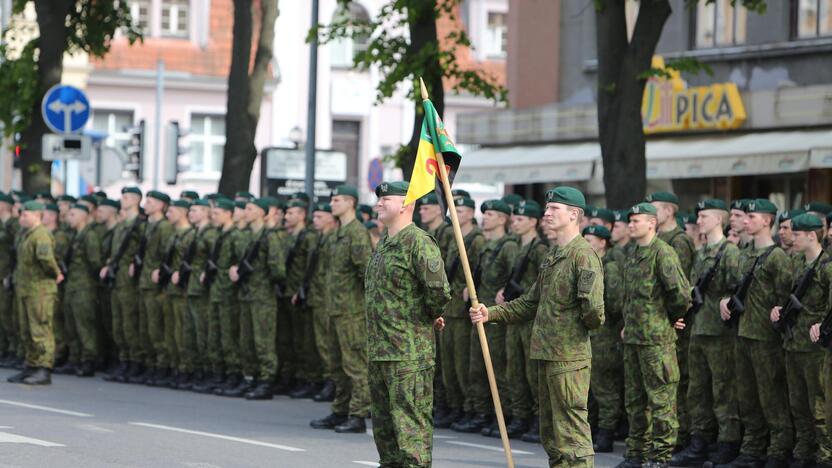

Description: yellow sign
[642,57,746,134]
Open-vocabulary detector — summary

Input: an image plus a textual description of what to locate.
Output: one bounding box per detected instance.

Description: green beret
[588,207,615,224]
[99,199,120,210]
[583,225,611,240]
[791,213,824,232]
[287,200,308,209]
[779,208,805,223]
[0,192,13,204]
[358,204,374,216]
[121,186,142,197]
[455,197,475,209]
[249,198,271,213]
[513,200,541,218]
[147,190,171,204]
[364,220,379,230]
[452,189,471,199]
[682,212,699,225]
[79,195,99,206]
[374,181,409,197]
[58,195,77,203]
[501,193,524,208]
[260,196,285,210]
[695,199,728,214]
[35,191,54,202]
[645,191,679,205]
[730,199,749,212]
[204,193,219,201]
[192,199,211,207]
[70,203,90,213]
[215,199,235,212]
[17,194,33,203]
[804,202,832,215]
[180,190,199,200]
[419,192,439,205]
[545,186,586,210]
[234,201,246,210]
[745,199,777,214]
[170,199,191,210]
[314,202,332,213]
[235,191,255,201]
[480,199,511,215]
[290,192,311,203]
[11,190,26,200]
[332,185,359,200]
[45,203,59,213]
[613,210,630,223]
[93,191,107,199]
[22,201,44,212]
[584,205,595,215]
[628,202,658,218]
[676,213,688,227]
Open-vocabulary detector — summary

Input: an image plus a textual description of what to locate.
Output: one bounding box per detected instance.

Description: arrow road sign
[41,85,91,134]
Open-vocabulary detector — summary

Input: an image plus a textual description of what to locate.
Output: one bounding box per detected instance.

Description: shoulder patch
[428,258,442,273]
[36,242,51,258]
[578,268,595,294]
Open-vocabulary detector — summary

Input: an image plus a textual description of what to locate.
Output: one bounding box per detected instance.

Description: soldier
[729,200,751,249]
[95,198,120,371]
[803,202,832,252]
[671,199,742,466]
[682,213,704,250]
[357,203,374,223]
[770,213,832,467]
[6,201,63,385]
[365,181,451,467]
[310,185,372,433]
[718,199,793,468]
[810,300,832,468]
[777,209,805,259]
[470,186,604,467]
[61,204,102,377]
[307,202,338,403]
[582,224,625,453]
[42,203,72,372]
[180,190,199,203]
[0,191,16,364]
[619,202,691,468]
[611,210,633,258]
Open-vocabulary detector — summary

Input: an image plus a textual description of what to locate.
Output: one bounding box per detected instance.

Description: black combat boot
[593,428,615,453]
[310,413,348,429]
[76,361,95,377]
[671,435,710,466]
[714,453,766,468]
[271,377,294,395]
[192,372,218,394]
[129,366,154,384]
[454,412,491,433]
[214,373,241,395]
[614,458,643,468]
[313,380,335,402]
[289,381,318,399]
[23,367,51,385]
[147,368,171,387]
[334,416,366,434]
[245,381,274,400]
[103,361,128,382]
[643,462,669,468]
[6,367,34,383]
[503,417,529,439]
[708,442,740,465]
[176,372,194,391]
[53,361,77,375]
[763,457,788,468]
[124,362,144,383]
[450,412,473,431]
[222,376,254,397]
[435,407,463,429]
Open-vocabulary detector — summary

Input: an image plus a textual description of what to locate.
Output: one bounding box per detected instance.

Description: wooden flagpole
[420,78,514,468]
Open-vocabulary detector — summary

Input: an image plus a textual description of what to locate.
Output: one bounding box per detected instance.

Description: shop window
[189,114,225,174]
[329,2,371,68]
[695,0,747,48]
[796,0,832,38]
[484,11,507,58]
[161,0,189,38]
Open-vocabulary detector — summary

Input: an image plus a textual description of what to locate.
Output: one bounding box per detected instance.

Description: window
[695,0,747,48]
[189,114,225,173]
[91,110,135,149]
[329,2,371,68]
[484,11,507,58]
[129,0,151,33]
[796,0,832,38]
[161,0,189,38]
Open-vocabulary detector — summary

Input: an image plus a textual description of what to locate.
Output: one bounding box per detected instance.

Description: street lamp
[289,125,303,149]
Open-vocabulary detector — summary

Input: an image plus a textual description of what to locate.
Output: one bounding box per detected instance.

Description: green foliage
[638,56,714,80]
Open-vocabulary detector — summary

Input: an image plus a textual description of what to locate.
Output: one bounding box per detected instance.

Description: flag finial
[419,77,429,100]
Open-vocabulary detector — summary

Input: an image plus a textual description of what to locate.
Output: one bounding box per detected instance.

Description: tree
[315,0,507,179]
[595,0,766,209]
[217,0,279,196]
[0,1,140,193]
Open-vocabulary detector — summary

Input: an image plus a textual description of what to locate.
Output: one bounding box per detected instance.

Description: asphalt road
[0,368,626,467]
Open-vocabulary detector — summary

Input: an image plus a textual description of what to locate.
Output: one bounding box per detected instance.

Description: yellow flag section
[642,56,746,134]
[404,98,461,206]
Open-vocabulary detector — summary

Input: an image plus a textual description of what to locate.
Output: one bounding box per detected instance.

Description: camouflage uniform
[138,217,174,370]
[590,251,625,432]
[15,224,61,368]
[109,216,145,365]
[735,245,794,459]
[621,236,691,463]
[208,226,240,376]
[97,222,117,366]
[687,238,742,444]
[163,226,195,373]
[0,217,17,356]
[186,224,218,375]
[281,226,319,384]
[63,223,102,365]
[326,218,372,418]
[365,223,451,467]
[309,232,334,380]
[489,235,605,467]
[428,222,454,414]
[51,225,72,361]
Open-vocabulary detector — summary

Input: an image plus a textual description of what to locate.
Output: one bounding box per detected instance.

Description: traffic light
[122,119,145,181]
[164,120,189,185]
[12,131,21,169]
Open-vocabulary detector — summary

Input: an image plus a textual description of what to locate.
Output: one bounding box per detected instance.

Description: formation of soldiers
[3,182,832,468]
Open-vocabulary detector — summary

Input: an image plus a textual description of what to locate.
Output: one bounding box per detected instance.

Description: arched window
[330,2,371,68]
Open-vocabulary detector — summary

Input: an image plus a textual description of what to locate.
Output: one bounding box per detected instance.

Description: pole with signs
[304,0,319,197]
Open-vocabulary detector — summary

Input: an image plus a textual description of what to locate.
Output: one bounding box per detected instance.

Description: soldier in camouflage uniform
[95,198,120,370]
[310,185,372,433]
[803,202,832,254]
[471,186,605,467]
[0,192,17,363]
[365,181,451,467]
[43,203,72,371]
[6,201,62,385]
[718,199,793,468]
[619,202,691,468]
[583,224,625,453]
[672,199,742,466]
[770,213,832,467]
[810,300,832,468]
[729,199,752,249]
[307,202,338,403]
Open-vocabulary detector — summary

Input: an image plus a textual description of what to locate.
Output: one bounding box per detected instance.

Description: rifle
[818,307,832,349]
[446,231,481,284]
[503,238,539,301]
[178,228,202,289]
[132,221,156,279]
[724,245,777,328]
[60,229,84,278]
[2,248,15,291]
[158,228,191,288]
[237,228,268,285]
[773,253,827,339]
[104,218,144,288]
[203,227,230,287]
[281,229,308,298]
[688,241,729,316]
[297,234,325,306]
[473,236,515,290]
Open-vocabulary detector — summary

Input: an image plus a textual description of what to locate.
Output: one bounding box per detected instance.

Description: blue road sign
[41,85,91,134]
[368,158,384,190]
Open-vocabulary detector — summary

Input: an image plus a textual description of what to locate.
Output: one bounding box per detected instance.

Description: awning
[455,142,599,185]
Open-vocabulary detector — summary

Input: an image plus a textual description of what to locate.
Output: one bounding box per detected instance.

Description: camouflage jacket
[138,218,174,290]
[14,224,60,297]
[284,226,318,298]
[51,225,73,272]
[659,225,696,281]
[186,224,218,297]
[428,222,455,258]
[0,217,14,276]
[490,234,605,362]
[506,236,549,311]
[621,236,691,345]
[307,231,333,310]
[737,244,791,342]
[207,226,238,304]
[365,223,451,362]
[235,224,286,301]
[477,234,519,307]
[326,218,372,316]
[592,254,624,339]
[691,238,741,337]
[782,252,832,352]
[163,225,195,296]
[109,216,145,288]
[443,227,485,318]
[65,223,102,290]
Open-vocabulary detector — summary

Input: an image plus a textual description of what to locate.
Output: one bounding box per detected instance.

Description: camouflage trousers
[539,359,594,467]
[735,337,793,458]
[328,312,370,418]
[687,334,740,443]
[276,298,297,381]
[826,352,832,443]
[507,321,538,420]
[676,329,691,445]
[162,294,179,370]
[111,286,141,363]
[469,322,508,414]
[143,289,168,368]
[433,328,447,412]
[136,288,153,368]
[53,293,67,361]
[17,292,56,369]
[0,285,17,354]
[203,297,224,375]
[441,317,471,412]
[63,287,98,364]
[97,287,115,366]
[239,298,277,381]
[170,294,196,373]
[590,333,624,431]
[188,295,209,372]
[215,300,240,375]
[311,305,333,380]
[624,342,679,462]
[785,350,832,462]
[293,303,321,382]
[370,360,434,468]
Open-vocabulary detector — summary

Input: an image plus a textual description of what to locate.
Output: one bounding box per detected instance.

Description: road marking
[0,431,65,447]
[433,434,457,439]
[76,424,114,434]
[351,462,379,467]
[129,422,305,452]
[0,399,93,418]
[444,440,535,455]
